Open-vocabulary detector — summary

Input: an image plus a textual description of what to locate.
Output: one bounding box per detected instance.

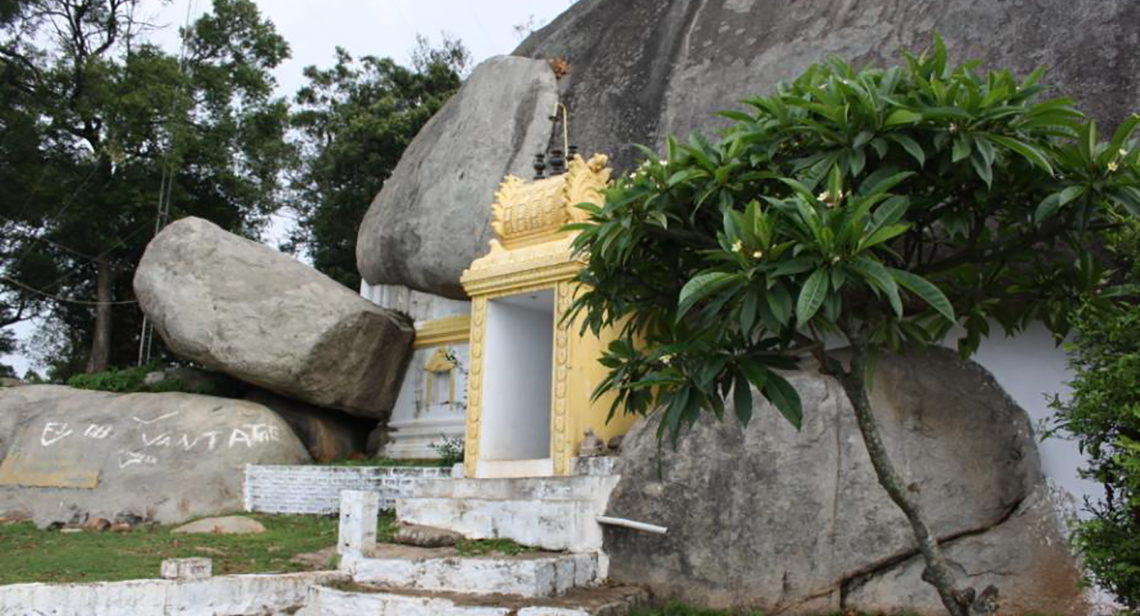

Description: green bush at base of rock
[66,363,216,396]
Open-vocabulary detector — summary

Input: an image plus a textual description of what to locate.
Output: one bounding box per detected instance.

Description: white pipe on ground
[596,516,668,534]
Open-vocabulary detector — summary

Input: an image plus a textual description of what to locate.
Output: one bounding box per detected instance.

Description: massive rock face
[356,56,559,299]
[0,386,310,527]
[603,349,1089,615]
[518,0,1140,171]
[356,0,1139,296]
[135,217,413,419]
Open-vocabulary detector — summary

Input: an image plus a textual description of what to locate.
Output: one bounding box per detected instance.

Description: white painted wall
[480,290,555,461]
[386,341,470,459]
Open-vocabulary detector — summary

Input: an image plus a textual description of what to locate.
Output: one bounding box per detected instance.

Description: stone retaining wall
[243,464,449,514]
[0,571,345,616]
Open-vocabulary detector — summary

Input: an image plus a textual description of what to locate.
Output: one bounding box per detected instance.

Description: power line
[0,275,138,306]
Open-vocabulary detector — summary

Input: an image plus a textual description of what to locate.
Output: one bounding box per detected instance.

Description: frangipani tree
[567,36,1139,615]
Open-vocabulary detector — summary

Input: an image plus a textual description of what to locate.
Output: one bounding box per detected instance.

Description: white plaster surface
[0,571,346,616]
[243,464,448,514]
[360,282,470,322]
[302,586,511,616]
[481,290,555,462]
[397,476,620,553]
[385,341,469,460]
[338,490,379,557]
[344,552,599,597]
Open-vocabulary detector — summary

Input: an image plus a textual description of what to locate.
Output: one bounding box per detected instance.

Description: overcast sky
[3,0,577,376]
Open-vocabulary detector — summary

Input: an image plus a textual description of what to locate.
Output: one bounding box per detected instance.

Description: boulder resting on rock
[0,385,311,527]
[603,349,1089,615]
[356,55,559,299]
[244,388,372,462]
[135,216,414,419]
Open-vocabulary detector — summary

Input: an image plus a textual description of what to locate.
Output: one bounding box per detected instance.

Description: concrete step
[342,544,600,597]
[396,496,605,553]
[411,475,618,501]
[303,583,647,616]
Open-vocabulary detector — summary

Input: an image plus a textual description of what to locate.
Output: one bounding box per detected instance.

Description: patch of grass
[454,537,529,557]
[0,514,338,585]
[630,606,920,616]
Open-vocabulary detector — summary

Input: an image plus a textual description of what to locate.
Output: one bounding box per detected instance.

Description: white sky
[3,0,575,377]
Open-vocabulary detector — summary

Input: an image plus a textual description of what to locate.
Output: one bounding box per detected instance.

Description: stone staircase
[304,459,645,615]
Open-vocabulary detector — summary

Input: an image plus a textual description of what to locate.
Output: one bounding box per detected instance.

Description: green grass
[0,514,338,585]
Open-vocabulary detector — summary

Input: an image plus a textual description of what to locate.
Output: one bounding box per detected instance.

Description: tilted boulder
[244,389,372,462]
[135,216,413,419]
[0,385,310,527]
[604,348,1088,615]
[356,55,558,299]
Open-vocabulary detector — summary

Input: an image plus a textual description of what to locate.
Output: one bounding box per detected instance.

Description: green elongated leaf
[741,287,760,335]
[970,151,993,188]
[1107,114,1140,159]
[884,108,921,127]
[677,272,741,323]
[1079,119,1097,166]
[666,386,691,449]
[767,281,793,326]
[762,371,803,430]
[887,133,925,167]
[888,268,956,322]
[733,372,753,426]
[668,168,707,187]
[770,256,817,278]
[848,256,903,316]
[868,196,910,234]
[717,110,754,123]
[1034,185,1085,223]
[739,359,769,391]
[952,136,971,163]
[796,269,829,325]
[860,223,909,251]
[986,134,1054,175]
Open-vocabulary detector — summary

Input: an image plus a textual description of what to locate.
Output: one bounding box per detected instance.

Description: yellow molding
[414,315,472,349]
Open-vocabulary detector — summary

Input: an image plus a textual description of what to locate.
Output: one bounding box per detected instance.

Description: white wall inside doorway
[480,289,555,461]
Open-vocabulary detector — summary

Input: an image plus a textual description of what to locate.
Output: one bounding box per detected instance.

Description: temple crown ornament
[458,153,636,479]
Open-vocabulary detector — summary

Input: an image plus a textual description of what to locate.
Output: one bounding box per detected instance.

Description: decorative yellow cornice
[414,315,472,349]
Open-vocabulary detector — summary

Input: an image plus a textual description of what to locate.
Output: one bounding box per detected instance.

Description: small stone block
[161,557,212,580]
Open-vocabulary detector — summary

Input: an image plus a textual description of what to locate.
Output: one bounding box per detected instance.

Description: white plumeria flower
[732,239,744,253]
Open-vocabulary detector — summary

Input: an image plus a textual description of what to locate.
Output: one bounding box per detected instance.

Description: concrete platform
[302,583,647,616]
[396,475,619,552]
[344,544,600,597]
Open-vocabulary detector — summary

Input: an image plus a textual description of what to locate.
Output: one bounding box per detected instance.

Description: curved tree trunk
[85,254,113,374]
[834,344,998,616]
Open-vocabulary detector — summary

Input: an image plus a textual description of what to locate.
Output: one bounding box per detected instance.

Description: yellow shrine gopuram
[459,154,636,478]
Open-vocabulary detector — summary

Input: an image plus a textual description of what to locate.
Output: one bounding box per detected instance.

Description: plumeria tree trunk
[823,336,998,616]
[84,254,113,374]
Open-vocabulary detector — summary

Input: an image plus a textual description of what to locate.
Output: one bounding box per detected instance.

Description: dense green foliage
[1,0,291,377]
[1051,222,1140,609]
[569,35,1137,447]
[0,514,337,584]
[569,35,1138,614]
[65,362,225,395]
[288,36,468,288]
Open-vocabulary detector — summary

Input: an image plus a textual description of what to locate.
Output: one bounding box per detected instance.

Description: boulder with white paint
[603,349,1089,614]
[0,385,310,527]
[134,217,414,419]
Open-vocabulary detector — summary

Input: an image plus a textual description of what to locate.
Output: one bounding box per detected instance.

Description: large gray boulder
[135,217,414,419]
[603,349,1089,615]
[0,386,311,527]
[355,56,558,299]
[517,0,1140,171]
[244,389,372,462]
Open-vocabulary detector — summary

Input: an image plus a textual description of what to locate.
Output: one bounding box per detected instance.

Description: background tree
[0,0,291,377]
[1050,218,1140,609]
[287,34,468,288]
[569,37,1139,615]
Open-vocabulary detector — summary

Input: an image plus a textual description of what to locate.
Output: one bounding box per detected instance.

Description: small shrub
[66,363,224,396]
[431,435,465,466]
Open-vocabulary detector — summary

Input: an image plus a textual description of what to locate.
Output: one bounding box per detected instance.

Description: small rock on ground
[173,515,266,535]
[393,522,464,548]
[290,545,338,570]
